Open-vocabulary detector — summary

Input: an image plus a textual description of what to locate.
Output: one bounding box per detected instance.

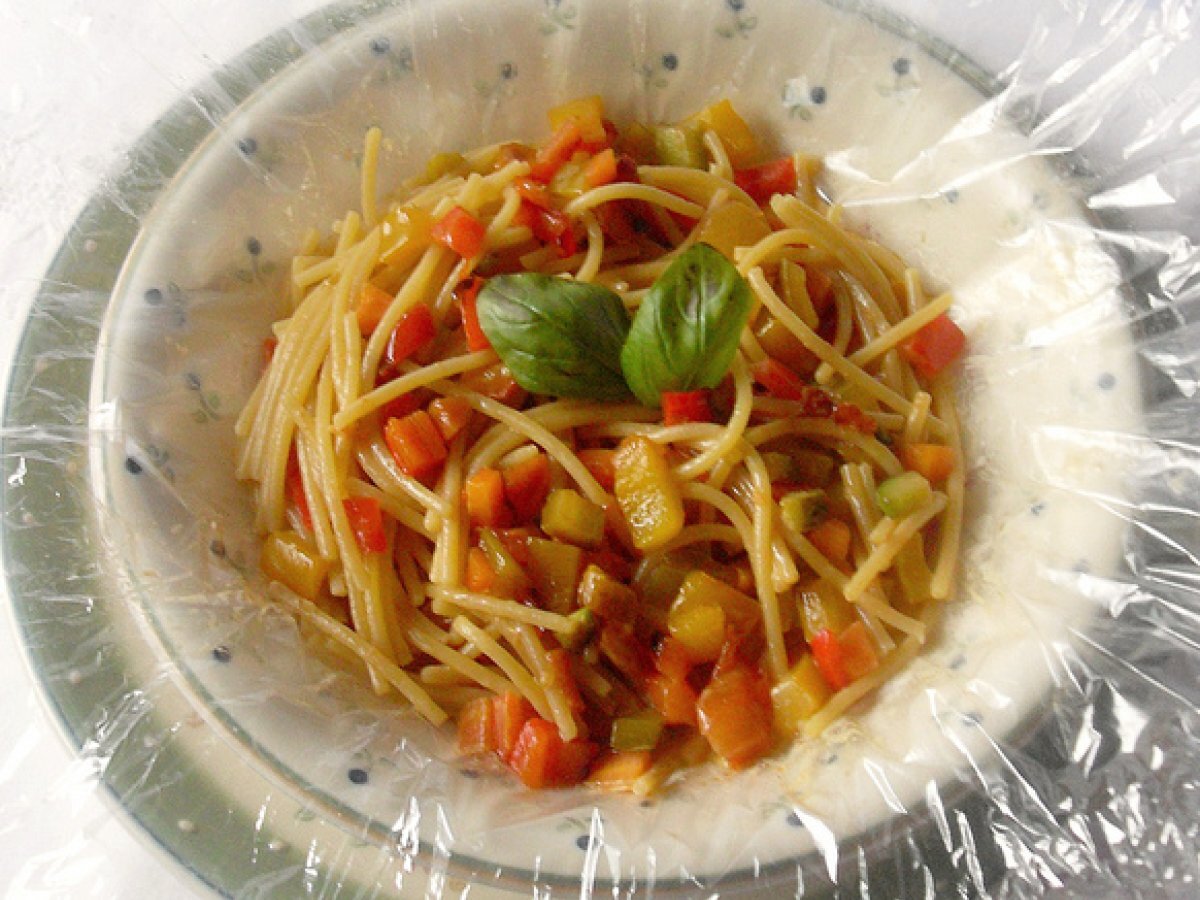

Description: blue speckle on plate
[348,767,369,785]
[499,62,516,80]
[1030,501,1046,516]
[184,372,202,391]
[662,53,678,71]
[237,137,258,156]
[727,0,745,11]
[809,85,827,105]
[893,57,911,76]
[246,236,262,256]
[209,539,226,558]
[574,834,591,850]
[369,36,391,55]
[124,456,143,475]
[785,810,803,827]
[942,187,960,203]
[144,287,163,305]
[212,645,232,663]
[1098,372,1116,390]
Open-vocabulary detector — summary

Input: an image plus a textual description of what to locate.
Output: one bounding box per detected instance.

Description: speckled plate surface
[3,0,1139,895]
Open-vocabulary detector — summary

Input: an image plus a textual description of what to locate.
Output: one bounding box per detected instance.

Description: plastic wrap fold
[2,0,1200,896]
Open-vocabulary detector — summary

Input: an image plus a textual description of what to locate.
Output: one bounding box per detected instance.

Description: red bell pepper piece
[583,148,619,188]
[457,696,498,755]
[810,628,851,691]
[660,390,712,426]
[426,395,473,443]
[508,717,596,788]
[644,672,699,727]
[500,451,552,523]
[492,692,536,764]
[459,362,527,407]
[654,636,696,681]
[838,621,881,683]
[514,178,555,209]
[454,276,490,352]
[751,358,835,415]
[547,648,585,714]
[383,410,448,481]
[900,313,966,379]
[531,207,577,258]
[378,390,427,421]
[463,468,512,528]
[383,303,436,369]
[343,497,386,554]
[734,157,798,205]
[432,205,487,259]
[696,666,774,769]
[831,402,877,435]
[356,283,395,335]
[577,448,616,493]
[529,121,583,183]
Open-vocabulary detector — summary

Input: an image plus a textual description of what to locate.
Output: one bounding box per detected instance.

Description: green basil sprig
[475,274,633,400]
[474,243,751,405]
[620,243,751,407]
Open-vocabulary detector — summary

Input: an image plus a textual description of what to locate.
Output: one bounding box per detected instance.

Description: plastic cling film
[2,0,1200,897]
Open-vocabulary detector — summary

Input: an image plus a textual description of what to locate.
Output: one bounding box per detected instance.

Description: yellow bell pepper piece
[668,570,762,662]
[613,435,684,551]
[261,531,330,601]
[690,99,759,168]
[796,577,857,643]
[541,488,606,548]
[694,201,771,261]
[667,594,726,662]
[548,95,607,145]
[770,655,831,734]
[691,99,753,168]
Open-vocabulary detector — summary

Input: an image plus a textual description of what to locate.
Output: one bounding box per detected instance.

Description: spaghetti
[237,96,967,792]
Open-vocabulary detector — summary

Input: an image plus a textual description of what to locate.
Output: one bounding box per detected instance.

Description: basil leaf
[476,274,633,400]
[620,242,752,407]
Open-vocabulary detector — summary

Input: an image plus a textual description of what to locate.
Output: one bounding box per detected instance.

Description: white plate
[7,0,1139,894]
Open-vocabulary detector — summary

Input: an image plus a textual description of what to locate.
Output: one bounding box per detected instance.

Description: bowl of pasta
[22,0,1138,893]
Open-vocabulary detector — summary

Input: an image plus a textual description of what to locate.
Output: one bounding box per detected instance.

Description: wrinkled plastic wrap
[3,1,1200,896]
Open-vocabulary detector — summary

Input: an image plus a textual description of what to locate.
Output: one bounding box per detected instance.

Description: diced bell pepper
[261,530,330,601]
[613,436,685,552]
[694,201,772,261]
[697,667,774,769]
[690,99,759,167]
[876,471,933,518]
[652,123,705,168]
[610,709,665,752]
[779,489,829,533]
[541,488,606,548]
[526,537,583,614]
[577,564,638,620]
[770,654,831,735]
[796,578,857,644]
